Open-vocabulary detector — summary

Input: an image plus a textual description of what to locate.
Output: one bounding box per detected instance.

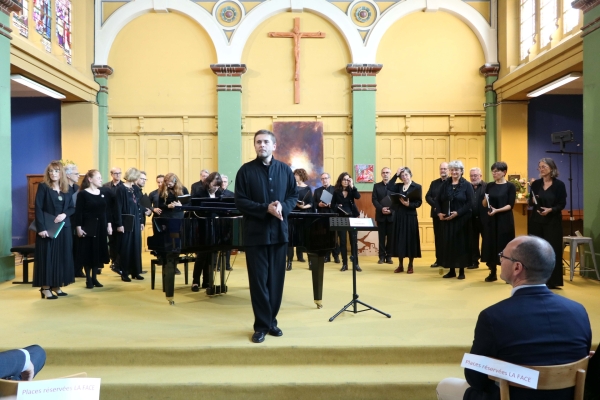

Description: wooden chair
[0,372,87,397]
[488,356,589,400]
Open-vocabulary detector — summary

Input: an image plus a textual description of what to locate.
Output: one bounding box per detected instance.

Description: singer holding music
[331,172,361,272]
[287,168,313,270]
[528,158,566,289]
[435,160,474,280]
[481,162,516,283]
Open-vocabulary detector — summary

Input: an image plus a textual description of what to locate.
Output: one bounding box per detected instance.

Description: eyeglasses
[320,177,329,180]
[538,165,550,170]
[498,251,527,269]
[112,172,122,175]
[342,179,351,182]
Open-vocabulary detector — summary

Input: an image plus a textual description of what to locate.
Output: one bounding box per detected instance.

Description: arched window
[563,0,580,34]
[539,0,557,48]
[520,0,536,60]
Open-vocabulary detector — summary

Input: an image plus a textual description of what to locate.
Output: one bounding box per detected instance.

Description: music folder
[319,190,333,205]
[121,214,135,232]
[43,212,65,239]
[139,194,152,209]
[178,194,191,205]
[81,218,99,237]
[380,195,392,208]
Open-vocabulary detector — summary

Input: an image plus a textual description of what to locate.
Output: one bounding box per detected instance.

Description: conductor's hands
[268,201,283,221]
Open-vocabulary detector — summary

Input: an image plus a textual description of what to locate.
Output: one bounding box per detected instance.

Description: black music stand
[328,217,391,322]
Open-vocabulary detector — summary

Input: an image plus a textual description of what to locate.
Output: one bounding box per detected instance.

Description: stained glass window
[56,0,72,64]
[12,0,29,38]
[33,0,52,41]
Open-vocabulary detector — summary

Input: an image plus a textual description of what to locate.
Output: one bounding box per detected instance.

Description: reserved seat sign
[461,353,539,389]
[17,378,101,400]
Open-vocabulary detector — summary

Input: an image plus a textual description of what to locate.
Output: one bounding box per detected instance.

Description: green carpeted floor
[1,251,599,399]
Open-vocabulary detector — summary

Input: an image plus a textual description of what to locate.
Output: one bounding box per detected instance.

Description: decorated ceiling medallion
[213,0,245,31]
[347,0,380,31]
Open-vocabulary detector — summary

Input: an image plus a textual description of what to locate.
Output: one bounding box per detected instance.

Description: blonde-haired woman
[158,173,189,219]
[33,161,75,299]
[114,167,144,282]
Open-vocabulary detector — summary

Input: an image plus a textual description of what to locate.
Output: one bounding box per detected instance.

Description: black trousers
[107,234,119,267]
[470,216,483,264]
[432,217,443,264]
[245,242,287,333]
[338,231,358,264]
[192,251,212,287]
[377,219,394,259]
[287,247,304,261]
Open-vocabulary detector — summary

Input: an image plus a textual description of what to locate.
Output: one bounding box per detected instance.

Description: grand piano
[147,197,337,306]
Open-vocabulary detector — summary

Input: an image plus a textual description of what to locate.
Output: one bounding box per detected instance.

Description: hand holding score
[268,201,283,220]
[537,206,552,216]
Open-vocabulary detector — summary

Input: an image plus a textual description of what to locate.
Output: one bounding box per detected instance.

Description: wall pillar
[480,64,500,182]
[211,64,246,186]
[92,65,113,179]
[346,64,382,191]
[573,0,600,278]
[0,0,23,280]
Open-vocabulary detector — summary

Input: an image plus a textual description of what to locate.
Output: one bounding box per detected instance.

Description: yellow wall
[61,103,100,173]
[376,11,485,112]
[107,12,218,116]
[241,12,352,115]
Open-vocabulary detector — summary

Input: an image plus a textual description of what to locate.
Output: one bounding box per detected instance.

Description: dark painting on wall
[273,121,323,190]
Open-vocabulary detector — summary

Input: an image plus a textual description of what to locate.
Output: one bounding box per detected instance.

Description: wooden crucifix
[268,18,326,104]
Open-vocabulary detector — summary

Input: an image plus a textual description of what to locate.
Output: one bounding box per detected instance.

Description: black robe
[481,182,516,267]
[74,189,111,267]
[114,184,143,276]
[389,182,422,258]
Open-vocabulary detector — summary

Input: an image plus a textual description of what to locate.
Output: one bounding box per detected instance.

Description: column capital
[0,0,22,16]
[346,64,383,76]
[572,0,600,12]
[210,64,247,77]
[479,64,500,77]
[92,65,114,79]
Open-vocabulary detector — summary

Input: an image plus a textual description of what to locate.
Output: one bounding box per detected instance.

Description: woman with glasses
[481,161,516,282]
[528,158,567,289]
[435,160,474,280]
[33,161,76,299]
[114,167,145,282]
[331,172,361,272]
[287,168,313,270]
[389,167,422,274]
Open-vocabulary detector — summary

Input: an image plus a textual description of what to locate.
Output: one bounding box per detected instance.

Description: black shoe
[252,332,266,343]
[39,288,57,299]
[97,268,102,275]
[467,264,479,269]
[340,264,348,271]
[377,258,384,264]
[324,256,330,263]
[268,326,283,337]
[92,279,104,288]
[51,287,68,296]
[333,256,341,264]
[430,262,439,268]
[355,265,362,272]
[457,273,465,280]
[75,270,86,278]
[121,275,131,282]
[484,274,497,282]
[133,275,144,280]
[86,281,94,289]
[385,257,394,264]
[442,272,456,278]
[140,270,147,274]
[111,265,122,275]
[191,284,200,292]
[286,261,292,271]
[226,265,233,271]
[201,282,209,289]
[175,267,182,275]
[297,258,306,262]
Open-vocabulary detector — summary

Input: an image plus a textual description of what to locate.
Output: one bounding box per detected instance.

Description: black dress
[288,186,313,262]
[33,183,76,288]
[331,187,360,264]
[481,182,516,267]
[157,187,189,219]
[389,182,422,258]
[74,189,110,268]
[114,184,143,277]
[435,178,474,269]
[528,178,567,287]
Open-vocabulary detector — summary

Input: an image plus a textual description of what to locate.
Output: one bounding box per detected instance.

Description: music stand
[328,217,392,322]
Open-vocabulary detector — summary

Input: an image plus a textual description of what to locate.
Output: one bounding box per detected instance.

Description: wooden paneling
[187,135,216,187]
[108,135,140,173]
[324,134,351,180]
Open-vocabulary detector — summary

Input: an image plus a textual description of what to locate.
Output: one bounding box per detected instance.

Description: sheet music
[349,218,374,227]
[530,190,538,205]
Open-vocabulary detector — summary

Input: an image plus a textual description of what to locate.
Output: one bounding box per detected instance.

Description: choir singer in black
[235,129,298,344]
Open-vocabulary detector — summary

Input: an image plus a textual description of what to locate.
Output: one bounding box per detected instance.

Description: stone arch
[365,0,497,64]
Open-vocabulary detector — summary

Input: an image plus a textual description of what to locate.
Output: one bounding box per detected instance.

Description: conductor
[235,129,298,343]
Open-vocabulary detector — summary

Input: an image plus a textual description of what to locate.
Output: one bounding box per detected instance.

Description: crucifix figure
[268,18,326,104]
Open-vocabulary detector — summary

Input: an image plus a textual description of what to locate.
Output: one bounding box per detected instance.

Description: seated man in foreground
[0,345,46,381]
[437,235,592,400]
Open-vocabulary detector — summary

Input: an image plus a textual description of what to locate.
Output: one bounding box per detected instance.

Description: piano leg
[164,253,177,305]
[307,253,325,309]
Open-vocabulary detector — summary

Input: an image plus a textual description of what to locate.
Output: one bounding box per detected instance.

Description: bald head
[439,162,448,179]
[500,236,555,286]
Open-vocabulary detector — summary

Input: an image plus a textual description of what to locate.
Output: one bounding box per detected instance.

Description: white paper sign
[461,353,539,389]
[349,218,374,227]
[17,378,101,400]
